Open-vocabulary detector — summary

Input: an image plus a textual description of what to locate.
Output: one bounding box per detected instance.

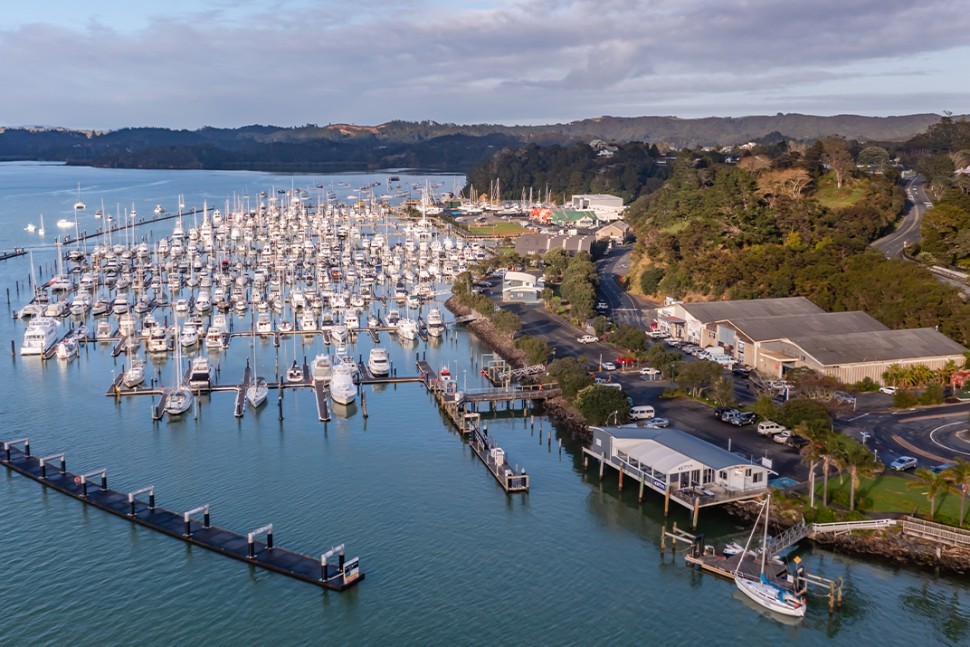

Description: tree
[675,360,723,398]
[713,376,736,406]
[612,324,648,352]
[831,437,880,511]
[492,310,521,338]
[907,468,953,520]
[821,136,854,189]
[575,384,631,426]
[639,267,665,294]
[546,357,594,400]
[798,424,836,509]
[943,459,970,525]
[515,336,550,365]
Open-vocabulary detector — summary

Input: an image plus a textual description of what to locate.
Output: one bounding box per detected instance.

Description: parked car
[616,357,636,367]
[729,412,757,426]
[601,362,617,371]
[719,409,741,422]
[889,456,918,471]
[645,417,670,428]
[577,334,598,344]
[714,406,735,419]
[639,367,661,377]
[629,405,656,420]
[772,430,792,444]
[732,367,751,378]
[757,421,786,437]
[785,435,810,449]
[833,390,857,406]
[879,385,898,395]
[931,462,956,474]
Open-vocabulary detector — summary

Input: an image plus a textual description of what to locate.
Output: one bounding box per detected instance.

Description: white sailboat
[733,495,806,618]
[165,319,194,417]
[123,356,146,388]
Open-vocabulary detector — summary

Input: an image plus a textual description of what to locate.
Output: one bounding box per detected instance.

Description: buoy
[74,476,81,484]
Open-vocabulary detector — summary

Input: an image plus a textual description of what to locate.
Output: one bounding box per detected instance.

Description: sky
[2,0,969,130]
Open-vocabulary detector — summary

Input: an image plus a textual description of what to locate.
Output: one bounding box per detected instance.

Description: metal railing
[901,516,970,547]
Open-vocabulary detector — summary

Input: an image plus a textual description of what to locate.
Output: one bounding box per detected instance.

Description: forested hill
[0,113,958,172]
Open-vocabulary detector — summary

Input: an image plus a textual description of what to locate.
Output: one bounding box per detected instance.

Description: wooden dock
[0,439,362,591]
[467,419,529,492]
[314,381,331,421]
[234,365,251,418]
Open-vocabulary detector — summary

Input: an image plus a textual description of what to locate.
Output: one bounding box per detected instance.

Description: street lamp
[607,409,619,426]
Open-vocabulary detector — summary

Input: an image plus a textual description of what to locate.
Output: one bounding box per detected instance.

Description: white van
[757,421,787,437]
[629,405,656,420]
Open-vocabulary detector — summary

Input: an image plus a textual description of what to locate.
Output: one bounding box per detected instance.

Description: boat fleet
[15,183,483,417]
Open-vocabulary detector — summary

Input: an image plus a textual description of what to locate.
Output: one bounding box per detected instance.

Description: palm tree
[907,468,952,520]
[943,459,970,526]
[798,423,834,509]
[832,438,880,511]
[881,363,905,387]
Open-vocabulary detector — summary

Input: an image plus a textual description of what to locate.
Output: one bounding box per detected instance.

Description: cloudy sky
[2,0,968,130]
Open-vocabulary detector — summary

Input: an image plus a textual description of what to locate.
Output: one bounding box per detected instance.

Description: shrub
[893,390,919,408]
[515,336,550,365]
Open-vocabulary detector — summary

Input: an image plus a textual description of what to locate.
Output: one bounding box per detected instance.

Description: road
[871,176,929,259]
[595,243,655,328]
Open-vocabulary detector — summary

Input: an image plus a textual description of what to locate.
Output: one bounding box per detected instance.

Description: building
[583,426,771,524]
[551,209,598,228]
[570,194,625,222]
[502,271,542,303]
[595,221,631,242]
[514,233,593,257]
[657,297,967,385]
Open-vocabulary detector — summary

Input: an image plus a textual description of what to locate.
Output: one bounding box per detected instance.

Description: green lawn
[814,174,866,210]
[468,221,525,236]
[816,472,967,526]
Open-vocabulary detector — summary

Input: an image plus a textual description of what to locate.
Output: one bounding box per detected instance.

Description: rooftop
[680,297,822,324]
[596,425,757,471]
[729,311,888,342]
[776,328,968,365]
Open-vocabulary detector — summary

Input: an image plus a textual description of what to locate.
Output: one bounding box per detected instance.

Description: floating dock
[0,438,362,591]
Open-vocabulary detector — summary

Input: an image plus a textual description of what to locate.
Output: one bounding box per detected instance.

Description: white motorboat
[344,310,359,330]
[311,353,332,384]
[285,360,304,383]
[256,312,273,336]
[386,309,400,328]
[188,356,211,389]
[426,307,444,338]
[397,318,418,341]
[180,321,200,348]
[95,319,112,340]
[21,317,59,355]
[733,495,806,618]
[300,310,316,332]
[367,347,390,377]
[111,294,130,315]
[55,336,78,360]
[330,324,349,345]
[329,363,356,405]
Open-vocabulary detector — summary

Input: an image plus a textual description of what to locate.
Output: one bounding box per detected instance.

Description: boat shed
[583,426,770,526]
[502,271,542,303]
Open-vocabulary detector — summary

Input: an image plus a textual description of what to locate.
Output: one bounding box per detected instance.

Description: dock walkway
[0,439,362,591]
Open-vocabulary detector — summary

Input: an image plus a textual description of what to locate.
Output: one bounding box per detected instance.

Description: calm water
[0,163,967,646]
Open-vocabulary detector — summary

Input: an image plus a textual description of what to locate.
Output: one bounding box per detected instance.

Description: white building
[570,194,625,222]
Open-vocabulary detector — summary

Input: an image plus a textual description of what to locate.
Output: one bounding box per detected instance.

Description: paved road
[595,244,655,328]
[872,176,929,259]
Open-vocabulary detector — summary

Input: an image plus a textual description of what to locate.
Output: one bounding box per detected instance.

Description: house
[584,426,771,521]
[502,271,543,303]
[595,221,631,243]
[551,209,598,229]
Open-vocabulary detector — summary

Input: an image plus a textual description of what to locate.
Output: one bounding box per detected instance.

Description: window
[703,468,714,483]
[753,472,763,484]
[595,439,602,447]
[745,468,752,477]
[718,470,727,480]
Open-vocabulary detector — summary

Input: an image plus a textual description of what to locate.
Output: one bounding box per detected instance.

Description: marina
[1,164,967,645]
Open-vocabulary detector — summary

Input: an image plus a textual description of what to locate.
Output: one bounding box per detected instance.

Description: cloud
[0,0,968,128]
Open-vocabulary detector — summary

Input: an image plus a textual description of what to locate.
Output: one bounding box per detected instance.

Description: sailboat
[246,337,268,409]
[733,495,806,618]
[165,317,194,417]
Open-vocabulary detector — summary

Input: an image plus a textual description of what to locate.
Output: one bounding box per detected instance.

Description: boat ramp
[0,438,363,592]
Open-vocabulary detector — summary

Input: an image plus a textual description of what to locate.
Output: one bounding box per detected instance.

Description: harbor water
[0,162,967,645]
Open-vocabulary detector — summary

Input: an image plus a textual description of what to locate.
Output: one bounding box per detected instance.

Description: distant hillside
[0,113,958,172]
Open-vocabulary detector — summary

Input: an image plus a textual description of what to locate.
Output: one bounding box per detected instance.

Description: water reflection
[901,581,969,644]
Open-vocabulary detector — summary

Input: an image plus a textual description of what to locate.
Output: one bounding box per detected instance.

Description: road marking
[846,413,869,422]
[891,434,950,462]
[928,422,970,457]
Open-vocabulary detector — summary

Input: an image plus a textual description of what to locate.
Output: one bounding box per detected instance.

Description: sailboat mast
[760,495,770,574]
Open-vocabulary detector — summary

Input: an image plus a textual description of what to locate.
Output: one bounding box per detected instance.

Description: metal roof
[728,311,888,341]
[776,328,967,365]
[681,297,822,323]
[598,426,756,471]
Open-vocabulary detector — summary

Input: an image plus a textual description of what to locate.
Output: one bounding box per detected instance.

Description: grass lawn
[817,472,967,527]
[468,221,525,236]
[814,174,866,210]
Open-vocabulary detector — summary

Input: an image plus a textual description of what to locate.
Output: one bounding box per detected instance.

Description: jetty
[0,438,362,591]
